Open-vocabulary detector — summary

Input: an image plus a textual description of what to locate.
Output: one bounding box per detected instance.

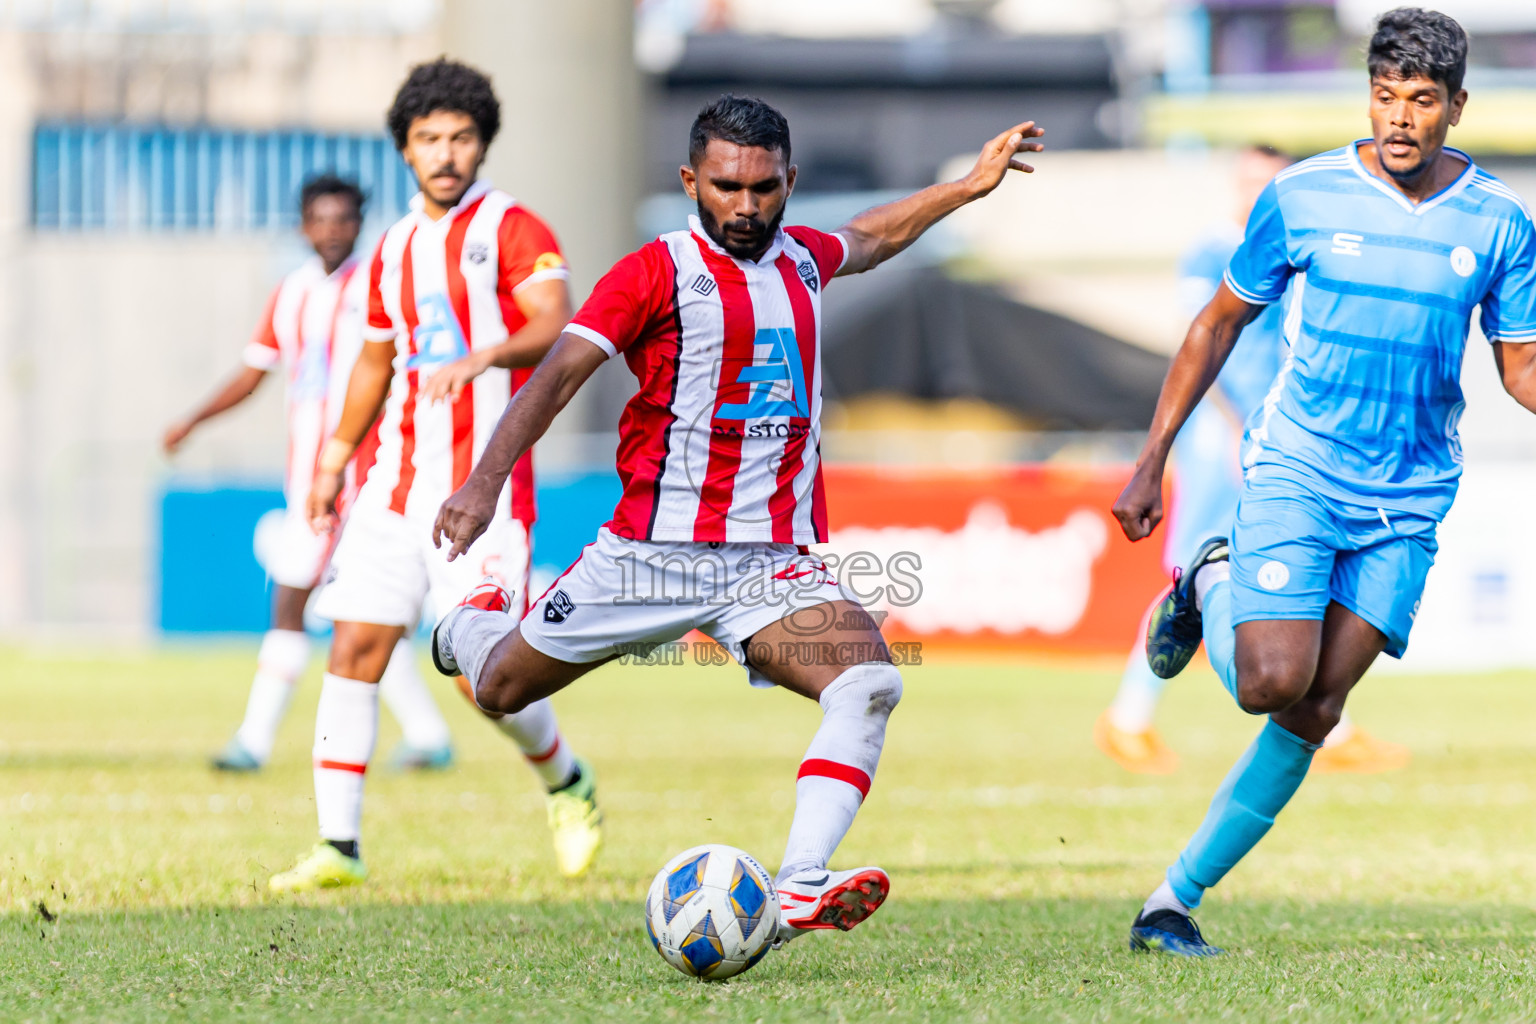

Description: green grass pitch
[5,644,1536,1022]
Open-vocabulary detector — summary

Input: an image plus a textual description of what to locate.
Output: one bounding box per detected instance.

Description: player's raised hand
[961,121,1045,198]
[434,473,499,560]
[422,350,491,404]
[1112,463,1164,542]
[307,471,344,535]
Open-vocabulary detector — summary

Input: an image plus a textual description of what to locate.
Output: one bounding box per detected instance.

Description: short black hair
[387,57,500,151]
[689,95,791,166]
[299,173,365,219]
[1368,7,1468,97]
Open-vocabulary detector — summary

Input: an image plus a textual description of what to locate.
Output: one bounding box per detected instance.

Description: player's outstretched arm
[434,333,608,560]
[1493,342,1536,413]
[306,340,395,533]
[835,121,1044,276]
[162,365,268,454]
[421,279,574,404]
[1112,284,1263,542]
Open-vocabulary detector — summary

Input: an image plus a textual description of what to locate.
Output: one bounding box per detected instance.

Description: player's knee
[1234,654,1311,715]
[473,662,528,716]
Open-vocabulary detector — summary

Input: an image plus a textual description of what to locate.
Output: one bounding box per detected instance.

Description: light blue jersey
[1227,142,1536,520]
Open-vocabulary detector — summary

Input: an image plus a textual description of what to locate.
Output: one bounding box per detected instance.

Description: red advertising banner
[820,464,1171,653]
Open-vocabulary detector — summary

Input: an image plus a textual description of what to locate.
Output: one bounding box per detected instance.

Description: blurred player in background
[164,174,455,775]
[1095,146,1409,776]
[269,59,601,893]
[431,95,1043,951]
[1113,7,1536,955]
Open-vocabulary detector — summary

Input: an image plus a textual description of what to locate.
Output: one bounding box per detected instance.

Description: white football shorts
[257,506,334,591]
[520,527,866,687]
[313,504,530,628]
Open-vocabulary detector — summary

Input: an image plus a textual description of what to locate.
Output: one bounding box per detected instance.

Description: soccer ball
[644,844,778,980]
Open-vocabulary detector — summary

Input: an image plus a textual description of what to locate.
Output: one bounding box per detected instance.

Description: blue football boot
[1129,908,1224,957]
[1145,535,1229,680]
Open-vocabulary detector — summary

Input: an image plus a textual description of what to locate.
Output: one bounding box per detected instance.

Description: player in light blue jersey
[1111,7,1536,956]
[1095,147,1409,776]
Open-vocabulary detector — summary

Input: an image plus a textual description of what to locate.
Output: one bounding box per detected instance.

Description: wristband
[317,437,358,475]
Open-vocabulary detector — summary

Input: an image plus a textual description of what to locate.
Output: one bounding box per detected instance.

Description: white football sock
[312,673,379,843]
[443,607,517,694]
[1322,709,1356,747]
[1193,560,1231,614]
[778,662,902,884]
[233,629,310,762]
[378,639,452,751]
[1142,878,1190,918]
[1108,599,1166,733]
[495,699,577,790]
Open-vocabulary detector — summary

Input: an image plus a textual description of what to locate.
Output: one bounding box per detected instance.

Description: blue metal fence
[33,123,416,231]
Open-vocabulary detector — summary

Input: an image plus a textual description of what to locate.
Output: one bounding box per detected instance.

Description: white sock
[443,607,517,693]
[1323,709,1356,747]
[495,699,577,790]
[1193,560,1230,614]
[378,640,452,751]
[312,673,379,843]
[1108,600,1166,733]
[1142,878,1189,918]
[778,662,902,884]
[233,629,310,762]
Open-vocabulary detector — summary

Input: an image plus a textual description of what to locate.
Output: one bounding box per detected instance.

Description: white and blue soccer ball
[644,844,778,980]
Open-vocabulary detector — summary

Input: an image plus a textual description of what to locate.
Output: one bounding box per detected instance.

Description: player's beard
[697,200,785,261]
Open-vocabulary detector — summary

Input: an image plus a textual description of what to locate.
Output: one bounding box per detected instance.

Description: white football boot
[772,866,890,947]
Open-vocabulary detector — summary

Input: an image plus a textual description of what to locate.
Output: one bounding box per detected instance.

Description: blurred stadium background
[2,0,1536,660]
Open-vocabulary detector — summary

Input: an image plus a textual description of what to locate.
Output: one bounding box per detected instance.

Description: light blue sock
[1166,719,1319,910]
[1201,578,1240,705]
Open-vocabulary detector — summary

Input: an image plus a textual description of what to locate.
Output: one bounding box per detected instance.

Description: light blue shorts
[1229,468,1439,658]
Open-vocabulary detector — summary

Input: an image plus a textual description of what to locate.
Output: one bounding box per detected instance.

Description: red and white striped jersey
[565,215,847,544]
[243,254,368,507]
[358,179,568,526]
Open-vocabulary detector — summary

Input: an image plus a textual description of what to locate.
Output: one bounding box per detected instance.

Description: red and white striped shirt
[565,216,846,544]
[243,254,368,507]
[359,179,568,526]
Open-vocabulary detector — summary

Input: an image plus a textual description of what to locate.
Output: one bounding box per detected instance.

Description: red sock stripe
[797,758,870,799]
[315,759,368,775]
[525,735,562,764]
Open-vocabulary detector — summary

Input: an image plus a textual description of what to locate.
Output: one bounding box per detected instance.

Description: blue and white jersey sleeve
[1223,181,1293,306]
[1481,213,1536,344]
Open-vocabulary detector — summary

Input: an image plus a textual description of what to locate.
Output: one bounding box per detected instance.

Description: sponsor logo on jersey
[544,589,575,624]
[1331,232,1364,257]
[717,327,810,421]
[406,292,469,369]
[532,251,566,274]
[691,274,717,297]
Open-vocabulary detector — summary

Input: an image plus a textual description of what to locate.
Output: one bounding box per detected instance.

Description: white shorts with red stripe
[520,527,865,687]
[257,506,334,591]
[313,503,530,629]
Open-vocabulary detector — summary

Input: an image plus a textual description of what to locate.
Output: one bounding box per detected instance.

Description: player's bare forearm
[163,365,267,453]
[1493,341,1536,414]
[837,121,1044,275]
[332,341,395,447]
[434,334,607,558]
[1112,284,1261,541]
[484,280,572,370]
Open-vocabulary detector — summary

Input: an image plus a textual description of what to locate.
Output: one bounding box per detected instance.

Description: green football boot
[269,843,367,894]
[547,758,602,878]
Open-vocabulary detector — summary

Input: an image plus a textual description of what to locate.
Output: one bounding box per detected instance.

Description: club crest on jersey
[796,260,818,292]
[717,327,810,421]
[406,292,469,369]
[464,242,489,265]
[544,590,575,624]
